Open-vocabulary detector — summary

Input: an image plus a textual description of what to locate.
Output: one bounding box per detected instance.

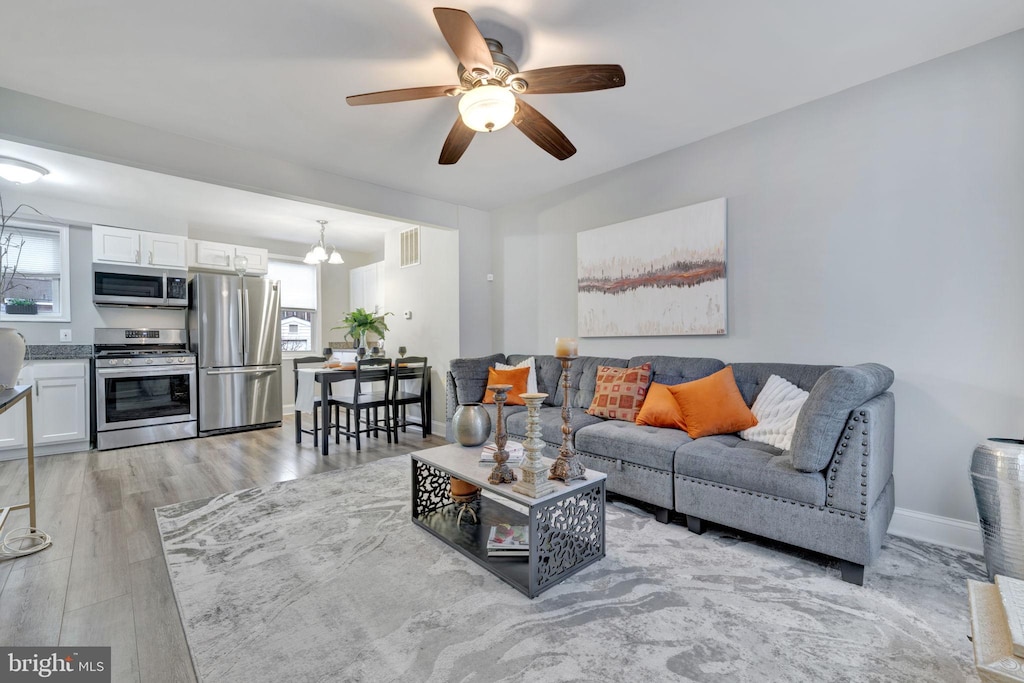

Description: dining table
[294,363,432,455]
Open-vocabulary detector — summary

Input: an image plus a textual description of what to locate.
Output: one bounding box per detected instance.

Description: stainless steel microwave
[92,264,189,308]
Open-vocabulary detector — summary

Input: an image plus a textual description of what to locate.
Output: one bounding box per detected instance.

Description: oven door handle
[206,366,278,376]
[97,366,196,378]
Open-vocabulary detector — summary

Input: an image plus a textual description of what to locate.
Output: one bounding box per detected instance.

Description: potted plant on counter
[332,308,393,356]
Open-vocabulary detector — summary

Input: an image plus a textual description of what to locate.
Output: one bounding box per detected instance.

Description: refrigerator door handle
[237,288,246,361]
[206,366,278,376]
[242,287,250,363]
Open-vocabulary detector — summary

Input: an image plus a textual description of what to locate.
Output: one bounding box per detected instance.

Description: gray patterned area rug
[156,455,985,683]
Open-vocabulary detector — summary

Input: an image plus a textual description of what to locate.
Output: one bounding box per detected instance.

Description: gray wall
[490,30,1024,524]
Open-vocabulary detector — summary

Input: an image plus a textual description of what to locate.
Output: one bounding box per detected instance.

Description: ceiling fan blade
[439,117,476,165]
[512,99,576,160]
[512,65,625,95]
[346,85,460,106]
[433,7,494,77]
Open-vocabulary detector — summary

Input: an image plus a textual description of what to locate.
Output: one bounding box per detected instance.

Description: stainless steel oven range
[93,328,197,450]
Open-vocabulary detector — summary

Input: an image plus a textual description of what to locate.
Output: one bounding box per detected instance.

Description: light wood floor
[0,415,447,683]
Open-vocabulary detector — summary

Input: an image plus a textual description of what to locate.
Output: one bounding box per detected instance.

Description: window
[1,219,71,322]
[267,257,318,353]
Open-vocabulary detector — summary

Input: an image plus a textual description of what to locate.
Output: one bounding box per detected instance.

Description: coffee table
[411,443,606,598]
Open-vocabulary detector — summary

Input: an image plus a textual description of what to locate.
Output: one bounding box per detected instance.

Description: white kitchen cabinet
[142,232,188,269]
[93,224,141,264]
[0,360,90,460]
[349,261,385,314]
[93,224,187,269]
[188,239,269,275]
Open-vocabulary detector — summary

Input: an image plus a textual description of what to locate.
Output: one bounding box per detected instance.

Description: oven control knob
[122,359,131,365]
[166,358,175,364]
[108,359,117,366]
[146,359,154,365]
[178,357,187,363]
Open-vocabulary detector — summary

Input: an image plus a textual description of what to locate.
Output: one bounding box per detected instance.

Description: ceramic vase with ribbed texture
[452,403,490,447]
[0,328,25,390]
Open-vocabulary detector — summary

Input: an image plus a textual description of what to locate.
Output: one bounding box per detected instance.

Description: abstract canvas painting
[577,198,727,337]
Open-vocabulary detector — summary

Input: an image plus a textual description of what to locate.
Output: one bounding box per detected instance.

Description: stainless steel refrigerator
[188,273,282,434]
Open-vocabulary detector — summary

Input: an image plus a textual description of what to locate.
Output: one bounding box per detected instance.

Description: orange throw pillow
[483,366,530,406]
[668,367,758,438]
[586,363,652,422]
[635,382,687,431]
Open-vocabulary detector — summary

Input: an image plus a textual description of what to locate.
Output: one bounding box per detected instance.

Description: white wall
[383,225,460,431]
[489,31,1024,526]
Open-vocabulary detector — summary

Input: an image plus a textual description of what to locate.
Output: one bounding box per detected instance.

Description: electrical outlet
[487,274,494,282]
[59,329,72,343]
[403,310,412,320]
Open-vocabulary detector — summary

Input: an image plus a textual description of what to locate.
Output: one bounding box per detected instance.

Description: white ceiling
[0,1,1021,228]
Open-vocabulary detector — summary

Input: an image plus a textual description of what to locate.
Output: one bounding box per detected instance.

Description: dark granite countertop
[25,344,93,360]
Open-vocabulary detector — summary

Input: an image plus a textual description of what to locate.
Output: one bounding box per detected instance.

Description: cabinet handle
[135,250,140,264]
[148,251,153,265]
[35,381,39,397]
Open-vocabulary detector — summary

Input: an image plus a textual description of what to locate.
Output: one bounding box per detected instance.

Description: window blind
[267,259,317,310]
[3,228,61,276]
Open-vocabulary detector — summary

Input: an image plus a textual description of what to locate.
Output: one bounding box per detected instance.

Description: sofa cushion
[505,406,602,444]
[496,356,538,393]
[635,382,687,431]
[481,404,527,435]
[789,363,895,472]
[739,374,809,450]
[730,362,834,407]
[449,353,507,405]
[674,438,826,506]
[508,354,563,405]
[553,355,628,409]
[587,363,652,422]
[576,420,692,472]
[628,355,725,387]
[668,367,758,438]
[483,366,530,405]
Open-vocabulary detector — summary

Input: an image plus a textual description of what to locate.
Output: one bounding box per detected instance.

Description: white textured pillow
[496,357,538,394]
[739,374,809,450]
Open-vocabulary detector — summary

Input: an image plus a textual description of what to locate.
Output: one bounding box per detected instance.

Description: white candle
[554,337,578,358]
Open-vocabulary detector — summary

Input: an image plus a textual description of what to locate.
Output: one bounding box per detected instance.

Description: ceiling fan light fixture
[458,84,515,132]
[0,156,49,184]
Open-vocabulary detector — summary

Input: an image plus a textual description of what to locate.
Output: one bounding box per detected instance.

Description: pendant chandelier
[304,219,344,265]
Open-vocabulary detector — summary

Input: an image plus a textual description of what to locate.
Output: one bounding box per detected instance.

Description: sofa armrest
[826,392,895,517]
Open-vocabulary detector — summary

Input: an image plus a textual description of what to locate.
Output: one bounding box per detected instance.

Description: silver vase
[452,403,491,447]
[971,438,1024,580]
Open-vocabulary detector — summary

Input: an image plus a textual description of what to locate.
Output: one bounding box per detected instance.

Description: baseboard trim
[888,507,983,555]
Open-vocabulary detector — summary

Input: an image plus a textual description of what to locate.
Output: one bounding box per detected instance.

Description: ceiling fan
[346,7,626,165]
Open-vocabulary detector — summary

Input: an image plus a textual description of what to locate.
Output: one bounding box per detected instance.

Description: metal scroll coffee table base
[411,443,606,598]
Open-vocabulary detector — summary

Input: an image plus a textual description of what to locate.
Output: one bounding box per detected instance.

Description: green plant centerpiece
[4,298,36,315]
[332,308,393,351]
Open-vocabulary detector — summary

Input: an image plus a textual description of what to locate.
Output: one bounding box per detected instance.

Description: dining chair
[390,356,428,443]
[334,357,394,450]
[293,354,339,448]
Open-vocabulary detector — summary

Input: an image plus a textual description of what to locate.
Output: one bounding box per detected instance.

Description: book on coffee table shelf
[479,441,525,467]
[487,524,530,556]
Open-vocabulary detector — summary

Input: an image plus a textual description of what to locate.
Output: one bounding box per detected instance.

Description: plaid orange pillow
[586,363,652,422]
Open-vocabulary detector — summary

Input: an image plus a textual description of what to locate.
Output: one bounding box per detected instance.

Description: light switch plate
[59,329,72,342]
[403,310,412,320]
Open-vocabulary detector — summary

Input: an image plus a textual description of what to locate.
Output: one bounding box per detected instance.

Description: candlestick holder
[549,355,587,484]
[487,384,517,485]
[512,392,557,498]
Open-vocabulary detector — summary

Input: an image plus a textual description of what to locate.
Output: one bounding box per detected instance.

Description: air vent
[400,227,420,268]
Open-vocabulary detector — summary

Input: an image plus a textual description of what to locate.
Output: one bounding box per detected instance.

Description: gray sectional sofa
[445,353,895,585]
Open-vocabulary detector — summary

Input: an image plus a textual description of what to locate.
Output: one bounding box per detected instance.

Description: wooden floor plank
[130,556,197,683]
[61,593,140,683]
[65,509,130,612]
[0,555,72,645]
[3,493,82,569]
